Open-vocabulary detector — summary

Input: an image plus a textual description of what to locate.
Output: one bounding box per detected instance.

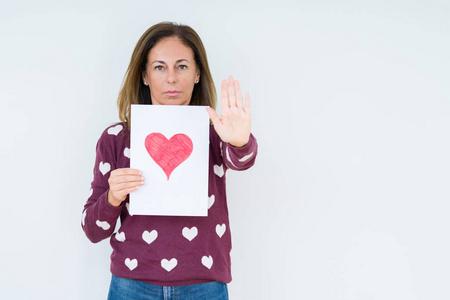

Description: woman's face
[143,37,200,106]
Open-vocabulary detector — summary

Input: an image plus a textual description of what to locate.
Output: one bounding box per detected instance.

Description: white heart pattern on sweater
[81,210,86,226]
[208,195,215,209]
[161,258,177,272]
[201,255,213,269]
[216,224,226,238]
[115,231,126,242]
[225,147,237,168]
[213,164,224,177]
[125,258,138,271]
[142,230,158,245]
[96,220,110,230]
[99,162,111,175]
[238,152,254,162]
[125,202,133,216]
[123,147,130,158]
[182,227,198,241]
[107,124,123,136]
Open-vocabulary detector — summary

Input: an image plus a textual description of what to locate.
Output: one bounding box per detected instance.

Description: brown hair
[117,22,216,128]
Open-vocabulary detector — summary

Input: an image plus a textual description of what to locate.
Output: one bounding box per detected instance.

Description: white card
[129,105,209,216]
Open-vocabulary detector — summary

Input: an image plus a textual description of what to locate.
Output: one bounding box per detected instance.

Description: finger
[112,168,142,176]
[111,170,143,184]
[115,172,144,179]
[125,186,140,194]
[244,92,251,113]
[221,79,229,111]
[114,180,145,191]
[110,183,143,200]
[206,107,221,128]
[109,175,144,191]
[235,80,243,109]
[112,186,140,202]
[117,174,145,183]
[227,75,236,108]
[109,184,143,199]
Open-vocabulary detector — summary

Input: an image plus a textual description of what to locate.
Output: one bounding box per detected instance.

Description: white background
[1,1,449,299]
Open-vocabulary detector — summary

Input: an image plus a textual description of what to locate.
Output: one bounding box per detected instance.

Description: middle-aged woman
[81,22,258,300]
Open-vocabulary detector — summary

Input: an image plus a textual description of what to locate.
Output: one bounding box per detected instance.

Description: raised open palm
[206,76,251,147]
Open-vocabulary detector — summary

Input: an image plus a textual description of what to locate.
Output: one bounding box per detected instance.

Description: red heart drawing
[145,133,193,180]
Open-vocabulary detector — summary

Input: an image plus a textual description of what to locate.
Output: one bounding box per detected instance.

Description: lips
[165,90,180,96]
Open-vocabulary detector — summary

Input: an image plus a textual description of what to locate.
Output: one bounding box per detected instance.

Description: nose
[166,68,177,84]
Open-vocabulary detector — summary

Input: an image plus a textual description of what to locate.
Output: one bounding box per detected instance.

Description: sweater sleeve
[81,128,122,243]
[222,133,258,171]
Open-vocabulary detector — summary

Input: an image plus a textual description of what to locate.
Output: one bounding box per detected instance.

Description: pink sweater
[82,123,257,286]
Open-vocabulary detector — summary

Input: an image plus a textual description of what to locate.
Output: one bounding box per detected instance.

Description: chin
[163,99,190,106]
[151,95,191,106]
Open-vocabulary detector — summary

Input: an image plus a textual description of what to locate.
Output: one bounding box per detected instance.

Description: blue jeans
[107,275,229,300]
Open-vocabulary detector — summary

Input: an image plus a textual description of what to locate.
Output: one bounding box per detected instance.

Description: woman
[82,22,257,299]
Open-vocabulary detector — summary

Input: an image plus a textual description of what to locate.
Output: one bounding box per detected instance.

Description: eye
[178,65,188,70]
[155,65,164,71]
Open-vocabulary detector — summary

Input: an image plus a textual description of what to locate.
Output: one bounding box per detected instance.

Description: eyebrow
[151,59,190,65]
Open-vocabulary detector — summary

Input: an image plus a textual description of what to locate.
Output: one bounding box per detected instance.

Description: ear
[196,65,201,82]
[142,72,148,85]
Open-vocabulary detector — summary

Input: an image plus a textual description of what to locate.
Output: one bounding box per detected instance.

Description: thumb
[205,107,221,127]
